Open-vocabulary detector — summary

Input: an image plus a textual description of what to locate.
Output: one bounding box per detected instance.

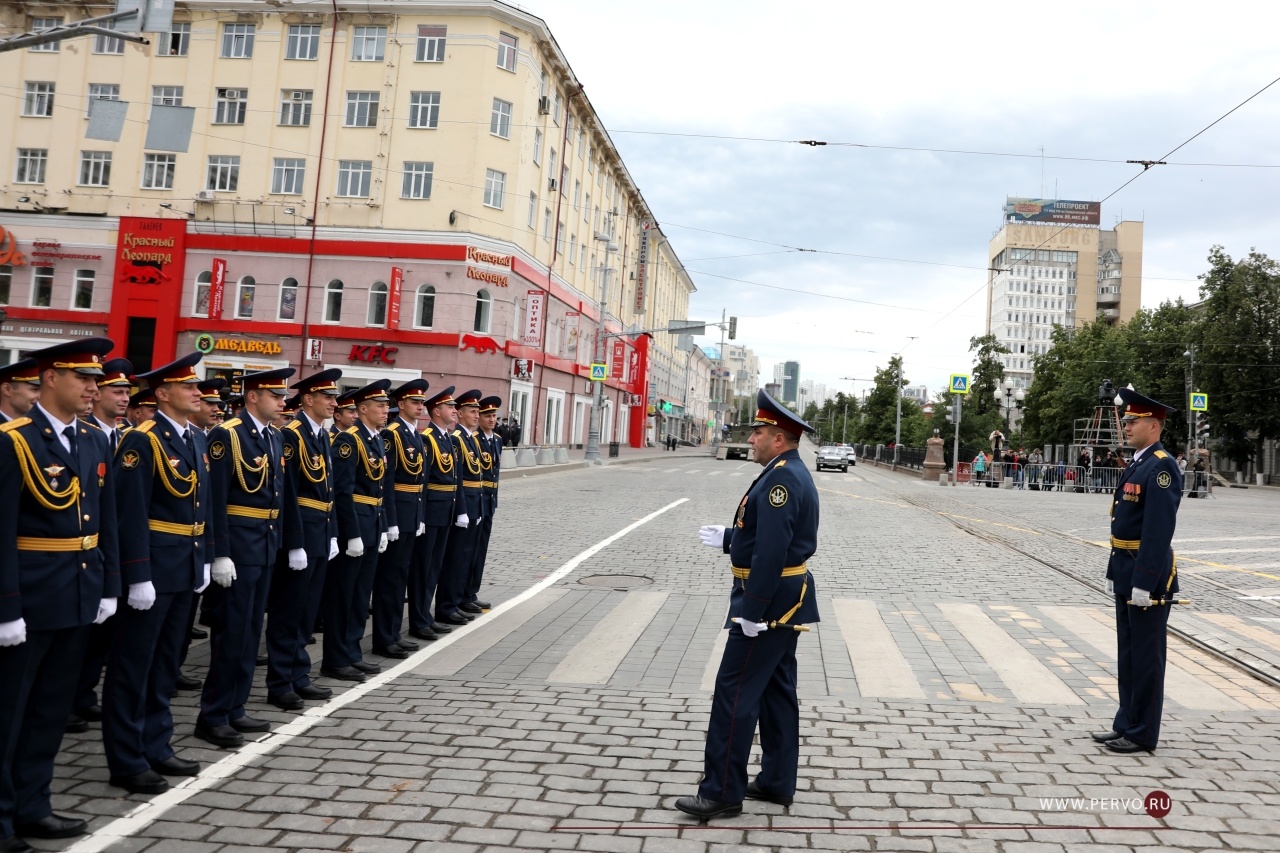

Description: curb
[504,451,711,479]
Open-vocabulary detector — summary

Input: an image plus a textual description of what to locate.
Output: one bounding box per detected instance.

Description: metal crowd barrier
[954,461,1209,496]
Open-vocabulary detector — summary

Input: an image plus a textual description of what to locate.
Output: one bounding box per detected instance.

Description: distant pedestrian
[508,417,522,447]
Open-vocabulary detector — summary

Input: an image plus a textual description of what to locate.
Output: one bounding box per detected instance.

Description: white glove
[455,514,469,528]
[0,618,26,647]
[735,618,768,638]
[94,597,117,624]
[378,532,389,553]
[346,537,364,558]
[197,563,211,594]
[699,525,726,548]
[329,538,339,560]
[387,526,400,542]
[288,548,308,571]
[1131,586,1152,607]
[1106,578,1115,594]
[211,557,237,588]
[416,522,425,537]
[128,581,157,610]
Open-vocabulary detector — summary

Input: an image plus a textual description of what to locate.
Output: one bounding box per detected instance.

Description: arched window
[367,280,388,326]
[324,279,343,322]
[278,277,298,320]
[235,275,256,319]
[415,284,435,329]
[194,270,213,316]
[473,288,491,333]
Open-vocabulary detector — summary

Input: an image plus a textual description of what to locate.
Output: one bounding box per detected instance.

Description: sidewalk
[501,443,712,479]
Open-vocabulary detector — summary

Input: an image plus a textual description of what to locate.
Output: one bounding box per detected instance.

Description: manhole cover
[580,574,654,589]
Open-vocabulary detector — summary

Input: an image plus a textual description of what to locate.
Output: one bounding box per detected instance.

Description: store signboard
[523,290,545,346]
[209,258,227,319]
[388,266,403,330]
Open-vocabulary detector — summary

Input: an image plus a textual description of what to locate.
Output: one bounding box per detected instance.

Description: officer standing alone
[677,390,820,820]
[1093,387,1182,754]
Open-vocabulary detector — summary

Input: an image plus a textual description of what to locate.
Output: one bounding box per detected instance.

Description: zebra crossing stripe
[832,599,923,699]
[548,590,669,684]
[937,602,1083,705]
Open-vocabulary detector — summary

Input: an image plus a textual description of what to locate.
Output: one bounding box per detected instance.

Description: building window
[345,91,379,127]
[206,155,240,191]
[415,284,435,328]
[542,207,551,241]
[93,23,124,54]
[366,280,388,326]
[569,234,577,265]
[579,243,586,269]
[548,149,557,183]
[159,22,190,56]
[194,270,211,316]
[271,158,306,194]
[408,92,440,128]
[214,88,247,124]
[401,162,433,199]
[336,160,372,197]
[583,192,590,221]
[221,23,255,58]
[86,83,120,117]
[23,82,54,117]
[557,222,565,255]
[573,180,580,210]
[31,267,54,307]
[142,153,176,189]
[474,289,492,333]
[351,26,386,61]
[30,18,62,52]
[533,129,542,165]
[72,270,94,309]
[79,151,112,186]
[0,266,11,305]
[152,86,183,106]
[496,32,517,71]
[527,192,537,228]
[483,168,505,209]
[577,128,585,158]
[553,91,562,125]
[286,24,320,60]
[279,89,313,126]
[490,98,512,138]
[278,277,298,320]
[416,26,446,62]
[15,149,47,184]
[324,279,343,322]
[235,276,256,319]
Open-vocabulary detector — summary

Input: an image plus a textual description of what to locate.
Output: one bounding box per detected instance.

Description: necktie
[182,429,193,456]
[63,425,78,458]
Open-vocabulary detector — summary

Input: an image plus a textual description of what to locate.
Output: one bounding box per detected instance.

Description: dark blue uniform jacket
[453,427,485,518]
[1107,441,1181,598]
[331,424,388,545]
[280,416,338,551]
[207,417,284,566]
[421,423,460,526]
[722,448,821,626]
[383,418,425,532]
[478,431,502,515]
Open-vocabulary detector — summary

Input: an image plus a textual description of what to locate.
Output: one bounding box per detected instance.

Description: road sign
[1189,393,1208,412]
[590,363,607,381]
[949,374,971,395]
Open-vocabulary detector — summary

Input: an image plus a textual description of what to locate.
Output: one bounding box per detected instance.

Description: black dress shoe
[459,602,483,614]
[745,780,793,806]
[350,659,381,674]
[409,627,438,641]
[255,655,268,666]
[375,645,409,659]
[150,755,200,777]
[296,684,333,700]
[430,622,453,634]
[66,715,89,734]
[474,600,491,610]
[1091,730,1123,743]
[268,692,304,711]
[78,704,103,722]
[109,769,170,794]
[174,673,202,691]
[189,627,208,640]
[306,636,316,645]
[2,835,34,853]
[1105,737,1155,754]
[193,723,244,748]
[396,638,420,651]
[436,612,470,626]
[15,814,88,839]
[229,715,270,733]
[674,796,742,820]
[320,666,365,682]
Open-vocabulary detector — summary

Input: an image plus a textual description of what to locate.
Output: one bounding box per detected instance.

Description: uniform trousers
[321,542,379,668]
[1112,594,1171,748]
[73,619,112,715]
[370,522,416,648]
[0,625,90,839]
[102,590,191,776]
[178,592,202,667]
[435,518,479,618]
[464,514,494,605]
[698,626,800,804]
[408,525,449,631]
[266,533,328,696]
[198,563,271,727]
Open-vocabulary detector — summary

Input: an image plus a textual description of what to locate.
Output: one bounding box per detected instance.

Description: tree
[854,357,928,445]
[969,334,1008,416]
[808,393,859,444]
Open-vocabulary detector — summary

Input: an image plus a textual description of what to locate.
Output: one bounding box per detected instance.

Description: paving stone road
[43,444,1280,853]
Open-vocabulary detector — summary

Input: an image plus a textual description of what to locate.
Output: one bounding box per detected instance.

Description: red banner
[388,266,403,330]
[209,257,227,319]
[611,340,625,380]
[523,290,544,346]
[628,348,641,389]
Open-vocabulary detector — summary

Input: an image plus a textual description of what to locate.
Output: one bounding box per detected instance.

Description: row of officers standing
[0,338,502,853]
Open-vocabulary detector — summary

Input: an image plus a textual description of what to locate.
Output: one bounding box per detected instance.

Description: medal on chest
[44,463,65,490]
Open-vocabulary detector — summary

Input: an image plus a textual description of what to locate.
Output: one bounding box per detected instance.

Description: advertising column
[106,217,188,372]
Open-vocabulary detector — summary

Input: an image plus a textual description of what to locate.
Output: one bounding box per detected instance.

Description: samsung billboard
[1005,198,1101,226]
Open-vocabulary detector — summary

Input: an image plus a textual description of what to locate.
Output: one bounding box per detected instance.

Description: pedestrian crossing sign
[590,363,608,381]
[949,374,971,395]
[1189,393,1208,412]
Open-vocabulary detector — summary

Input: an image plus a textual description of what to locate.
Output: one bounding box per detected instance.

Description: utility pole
[1184,344,1195,457]
[584,212,618,464]
[893,339,917,465]
[951,395,962,486]
[715,307,726,445]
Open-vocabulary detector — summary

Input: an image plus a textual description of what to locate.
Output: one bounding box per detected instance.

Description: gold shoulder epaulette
[775,459,787,467]
[284,419,303,432]
[222,418,242,428]
[135,420,157,433]
[345,425,361,434]
[452,429,462,437]
[79,418,103,431]
[0,417,31,433]
[1154,450,1169,459]
[388,422,401,431]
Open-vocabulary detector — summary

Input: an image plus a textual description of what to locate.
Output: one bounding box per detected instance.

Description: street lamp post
[996,378,1025,436]
[584,229,618,464]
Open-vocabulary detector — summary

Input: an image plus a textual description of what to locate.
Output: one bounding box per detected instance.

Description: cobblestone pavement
[42,445,1280,853]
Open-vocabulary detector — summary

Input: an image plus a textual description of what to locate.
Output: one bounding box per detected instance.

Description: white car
[816,446,848,472]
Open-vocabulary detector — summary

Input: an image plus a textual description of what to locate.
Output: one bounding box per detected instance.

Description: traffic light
[728,316,738,340]
[1197,419,1211,441]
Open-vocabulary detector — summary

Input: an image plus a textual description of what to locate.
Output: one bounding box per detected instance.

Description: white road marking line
[65,498,690,853]
[833,599,923,699]
[707,471,721,476]
[414,589,566,676]
[819,475,830,481]
[730,472,744,477]
[937,602,1083,705]
[548,590,670,684]
[701,628,730,691]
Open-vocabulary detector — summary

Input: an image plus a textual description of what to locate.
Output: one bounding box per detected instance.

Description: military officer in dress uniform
[1093,388,1182,754]
[126,389,157,427]
[321,380,391,682]
[407,387,459,638]
[0,338,120,850]
[102,352,214,794]
[677,390,821,820]
[0,358,41,423]
[267,370,342,710]
[466,396,503,613]
[371,379,431,659]
[435,390,485,625]
[196,368,295,748]
[330,392,358,437]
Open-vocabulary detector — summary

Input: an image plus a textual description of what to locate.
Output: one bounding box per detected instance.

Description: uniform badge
[168,456,181,469]
[768,485,789,507]
[383,438,392,453]
[339,443,353,458]
[284,443,295,460]
[407,447,415,457]
[209,441,226,460]
[1157,471,1172,489]
[98,461,107,487]
[43,463,66,478]
[254,455,264,466]
[121,450,141,470]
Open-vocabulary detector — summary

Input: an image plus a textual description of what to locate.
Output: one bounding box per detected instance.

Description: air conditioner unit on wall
[548,178,557,192]
[194,190,216,202]
[538,96,550,115]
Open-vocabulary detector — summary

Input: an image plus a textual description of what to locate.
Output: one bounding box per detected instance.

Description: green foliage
[853,357,930,445]
[969,334,1008,416]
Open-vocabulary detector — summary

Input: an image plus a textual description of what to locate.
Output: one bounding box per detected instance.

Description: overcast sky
[529,0,1280,401]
